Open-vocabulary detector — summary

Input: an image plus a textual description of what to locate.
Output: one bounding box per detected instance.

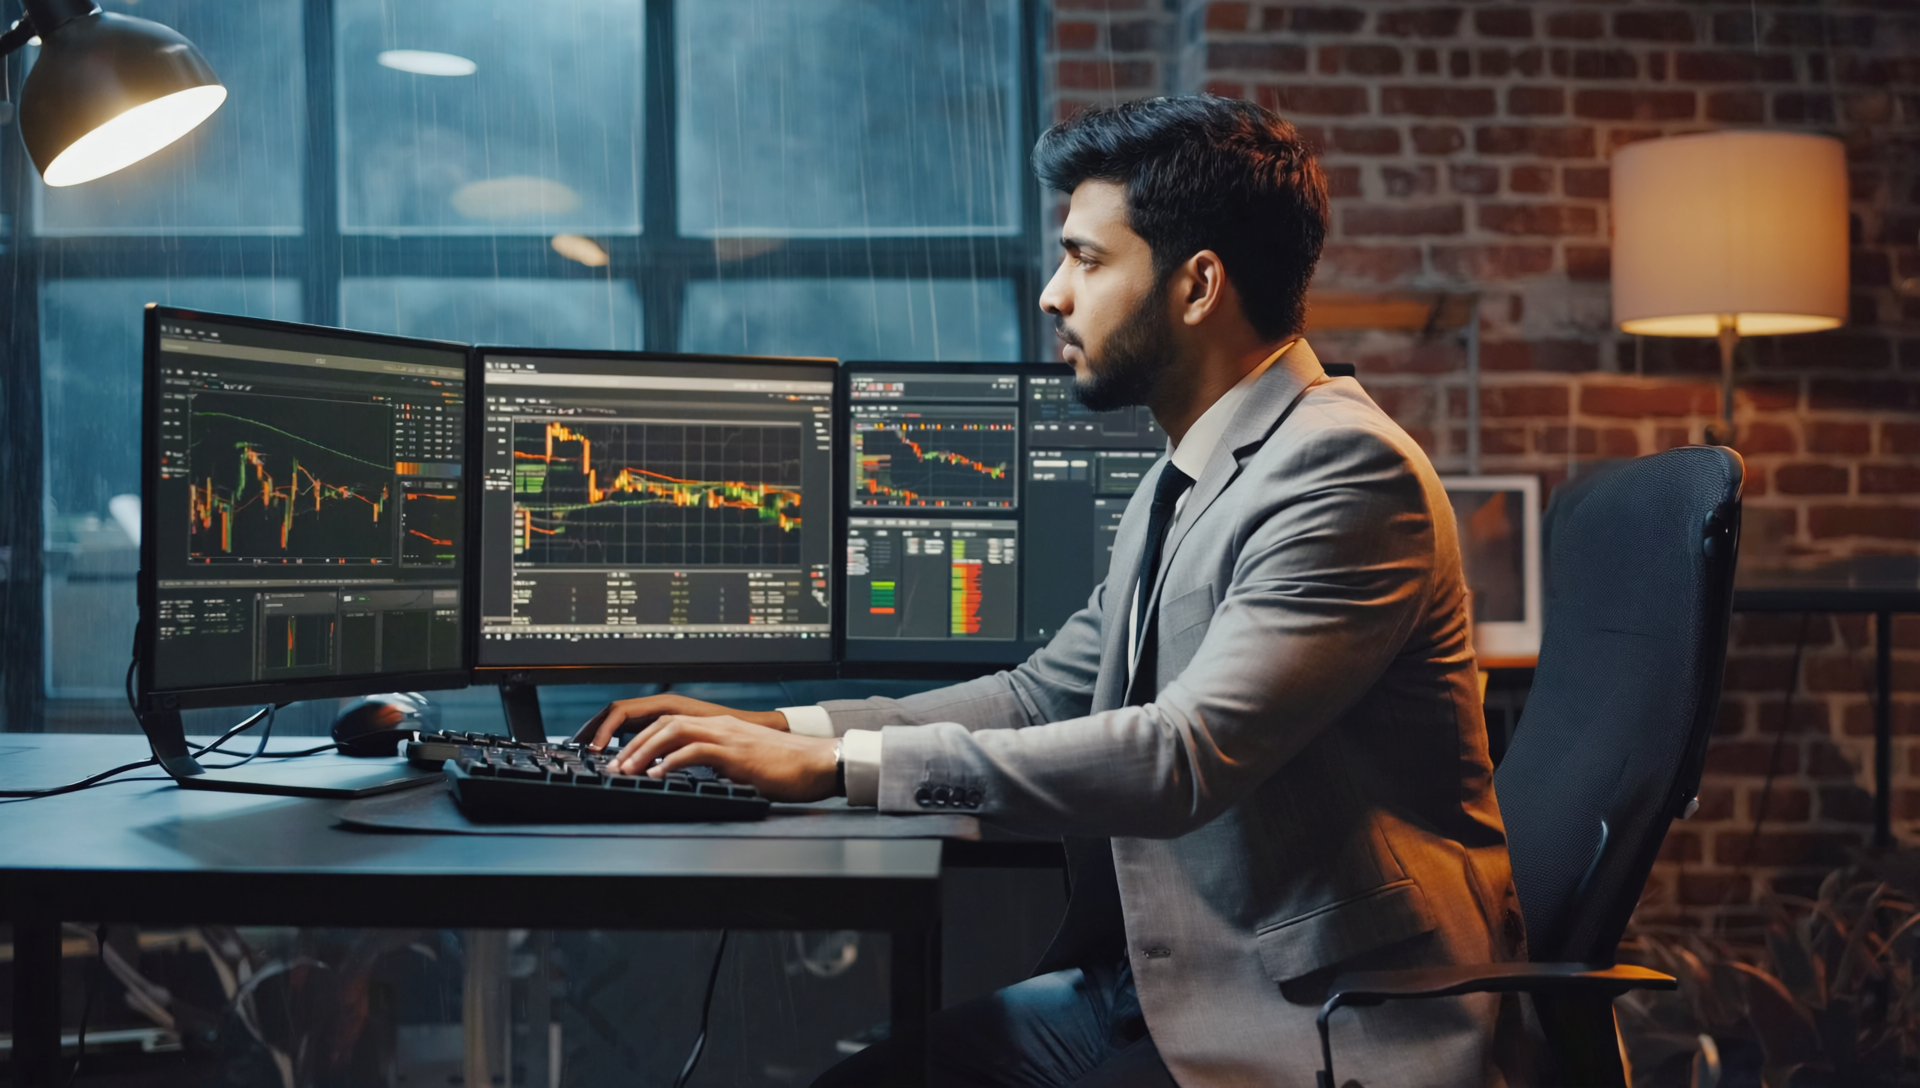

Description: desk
[0,735,950,1087]
[1733,558,1920,849]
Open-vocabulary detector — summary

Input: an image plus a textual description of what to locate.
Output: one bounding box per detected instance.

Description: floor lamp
[1611,132,1849,446]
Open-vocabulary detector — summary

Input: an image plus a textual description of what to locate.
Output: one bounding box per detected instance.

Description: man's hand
[577,695,788,751]
[606,714,838,803]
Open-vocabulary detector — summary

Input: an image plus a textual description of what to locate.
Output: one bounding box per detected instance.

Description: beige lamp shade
[1611,131,1848,337]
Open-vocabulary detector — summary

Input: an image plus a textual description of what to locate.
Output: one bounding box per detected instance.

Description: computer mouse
[332,692,441,757]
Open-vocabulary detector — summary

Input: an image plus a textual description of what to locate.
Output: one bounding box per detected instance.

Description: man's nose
[1038,263,1069,316]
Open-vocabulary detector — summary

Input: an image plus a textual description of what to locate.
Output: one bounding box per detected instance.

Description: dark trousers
[812,955,1177,1088]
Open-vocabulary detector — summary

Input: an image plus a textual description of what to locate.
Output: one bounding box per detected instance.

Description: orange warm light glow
[1611,131,1848,338]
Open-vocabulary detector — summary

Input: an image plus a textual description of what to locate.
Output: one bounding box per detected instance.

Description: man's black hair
[1032,95,1328,341]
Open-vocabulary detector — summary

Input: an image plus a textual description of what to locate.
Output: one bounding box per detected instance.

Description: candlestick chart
[852,410,1017,508]
[512,419,804,566]
[186,393,395,561]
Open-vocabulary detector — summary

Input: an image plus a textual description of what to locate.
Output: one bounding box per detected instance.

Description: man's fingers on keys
[612,714,695,773]
[575,705,612,745]
[650,742,727,779]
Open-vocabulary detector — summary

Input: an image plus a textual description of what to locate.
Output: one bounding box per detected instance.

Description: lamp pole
[1705,314,1739,447]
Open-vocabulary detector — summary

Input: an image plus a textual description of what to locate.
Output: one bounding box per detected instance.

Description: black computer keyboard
[422,733,770,823]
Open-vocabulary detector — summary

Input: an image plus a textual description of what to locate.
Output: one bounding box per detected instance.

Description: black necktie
[1132,464,1193,649]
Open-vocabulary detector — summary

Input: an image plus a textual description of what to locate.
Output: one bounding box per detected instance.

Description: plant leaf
[1734,963,1824,1069]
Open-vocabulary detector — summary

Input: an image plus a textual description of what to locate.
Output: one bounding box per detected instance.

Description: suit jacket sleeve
[814,571,1111,735]
[872,421,1437,837]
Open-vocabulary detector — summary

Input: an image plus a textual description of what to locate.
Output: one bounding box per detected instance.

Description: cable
[0,757,159,799]
[196,705,278,770]
[67,923,107,1088]
[672,930,730,1088]
[0,705,284,799]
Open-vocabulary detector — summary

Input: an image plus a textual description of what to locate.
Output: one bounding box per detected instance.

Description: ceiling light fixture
[551,234,610,267]
[0,0,227,186]
[377,49,477,77]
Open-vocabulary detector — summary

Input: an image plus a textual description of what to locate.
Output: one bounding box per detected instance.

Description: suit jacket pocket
[1254,879,1437,983]
[1160,583,1217,666]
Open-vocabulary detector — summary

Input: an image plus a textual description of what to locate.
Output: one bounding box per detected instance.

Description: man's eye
[1074,255,1096,270]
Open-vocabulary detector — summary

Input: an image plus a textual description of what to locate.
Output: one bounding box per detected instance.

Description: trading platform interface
[842,365,1164,669]
[478,353,835,669]
[146,314,467,695]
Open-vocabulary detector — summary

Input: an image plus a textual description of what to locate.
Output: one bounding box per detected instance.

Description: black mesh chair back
[1494,446,1743,963]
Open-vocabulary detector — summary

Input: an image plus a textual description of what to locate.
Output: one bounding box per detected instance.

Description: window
[40,279,301,697]
[3,0,1037,724]
[676,0,1021,238]
[682,278,1019,360]
[335,0,645,235]
[340,278,644,349]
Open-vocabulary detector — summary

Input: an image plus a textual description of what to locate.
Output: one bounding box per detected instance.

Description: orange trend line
[408,529,453,547]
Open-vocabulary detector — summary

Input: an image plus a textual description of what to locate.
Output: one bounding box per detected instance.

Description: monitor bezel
[466,345,843,686]
[836,359,1088,680]
[137,305,474,712]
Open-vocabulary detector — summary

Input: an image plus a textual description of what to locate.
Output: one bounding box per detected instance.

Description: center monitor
[473,349,838,681]
[839,361,1165,675]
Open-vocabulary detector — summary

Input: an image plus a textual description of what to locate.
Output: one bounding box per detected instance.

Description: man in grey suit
[583,96,1524,1088]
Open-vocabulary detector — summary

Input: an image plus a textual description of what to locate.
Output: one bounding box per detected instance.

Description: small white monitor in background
[1439,475,1542,661]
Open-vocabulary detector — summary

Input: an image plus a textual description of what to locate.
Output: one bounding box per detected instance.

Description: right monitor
[840,362,1163,673]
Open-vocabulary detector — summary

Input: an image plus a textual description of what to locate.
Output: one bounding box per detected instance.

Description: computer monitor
[1438,475,1543,662]
[839,362,1164,675]
[472,348,839,706]
[137,306,470,795]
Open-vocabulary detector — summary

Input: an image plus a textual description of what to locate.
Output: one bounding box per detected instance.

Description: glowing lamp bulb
[41,83,226,187]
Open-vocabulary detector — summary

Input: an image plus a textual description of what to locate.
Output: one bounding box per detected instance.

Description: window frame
[0,0,1045,725]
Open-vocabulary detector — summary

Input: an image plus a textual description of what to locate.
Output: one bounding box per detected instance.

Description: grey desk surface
[0,734,946,931]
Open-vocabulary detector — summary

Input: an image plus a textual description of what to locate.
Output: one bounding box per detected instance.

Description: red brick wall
[1047,0,1920,933]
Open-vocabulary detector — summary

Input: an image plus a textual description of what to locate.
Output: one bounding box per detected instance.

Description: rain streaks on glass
[335,0,645,234]
[676,0,1022,238]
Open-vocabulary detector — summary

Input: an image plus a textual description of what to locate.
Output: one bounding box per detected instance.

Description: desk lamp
[1611,131,1848,445]
[0,0,225,186]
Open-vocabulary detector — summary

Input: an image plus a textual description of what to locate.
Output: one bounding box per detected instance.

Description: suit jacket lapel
[1093,460,1164,712]
[1122,343,1328,690]
[1155,341,1326,583]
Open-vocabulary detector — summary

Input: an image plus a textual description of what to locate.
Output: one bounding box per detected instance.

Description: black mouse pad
[338,781,980,840]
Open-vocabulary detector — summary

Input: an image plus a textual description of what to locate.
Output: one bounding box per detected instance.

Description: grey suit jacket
[818,344,1525,1087]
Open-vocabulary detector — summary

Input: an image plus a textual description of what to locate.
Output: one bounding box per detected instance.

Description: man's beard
[1058,280,1175,412]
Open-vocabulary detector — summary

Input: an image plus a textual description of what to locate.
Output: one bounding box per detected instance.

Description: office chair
[1315,445,1744,1088]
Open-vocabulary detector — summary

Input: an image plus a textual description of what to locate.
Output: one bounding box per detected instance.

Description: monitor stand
[140,706,441,800]
[498,682,551,743]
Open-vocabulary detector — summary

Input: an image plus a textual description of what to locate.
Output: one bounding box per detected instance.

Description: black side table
[1732,556,1920,848]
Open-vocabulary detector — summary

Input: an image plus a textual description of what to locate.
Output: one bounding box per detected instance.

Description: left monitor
[139,306,471,710]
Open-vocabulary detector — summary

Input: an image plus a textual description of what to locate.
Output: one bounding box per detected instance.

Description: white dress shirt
[782,341,1302,805]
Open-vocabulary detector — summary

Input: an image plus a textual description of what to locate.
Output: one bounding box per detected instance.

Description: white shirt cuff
[841,729,883,807]
[777,705,836,738]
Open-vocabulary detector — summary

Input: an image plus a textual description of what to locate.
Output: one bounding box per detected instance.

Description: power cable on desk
[0,703,295,799]
[673,930,730,1088]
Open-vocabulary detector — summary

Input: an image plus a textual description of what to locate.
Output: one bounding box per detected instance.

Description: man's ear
[1175,250,1229,327]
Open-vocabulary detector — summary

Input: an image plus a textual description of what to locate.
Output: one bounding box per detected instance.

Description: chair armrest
[1326,961,1674,1006]
[1311,964,1674,1088]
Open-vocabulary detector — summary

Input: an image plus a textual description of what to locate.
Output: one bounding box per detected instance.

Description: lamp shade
[1611,131,1848,337]
[19,11,225,187]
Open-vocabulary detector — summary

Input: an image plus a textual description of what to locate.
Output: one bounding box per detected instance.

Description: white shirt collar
[1166,339,1300,481]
